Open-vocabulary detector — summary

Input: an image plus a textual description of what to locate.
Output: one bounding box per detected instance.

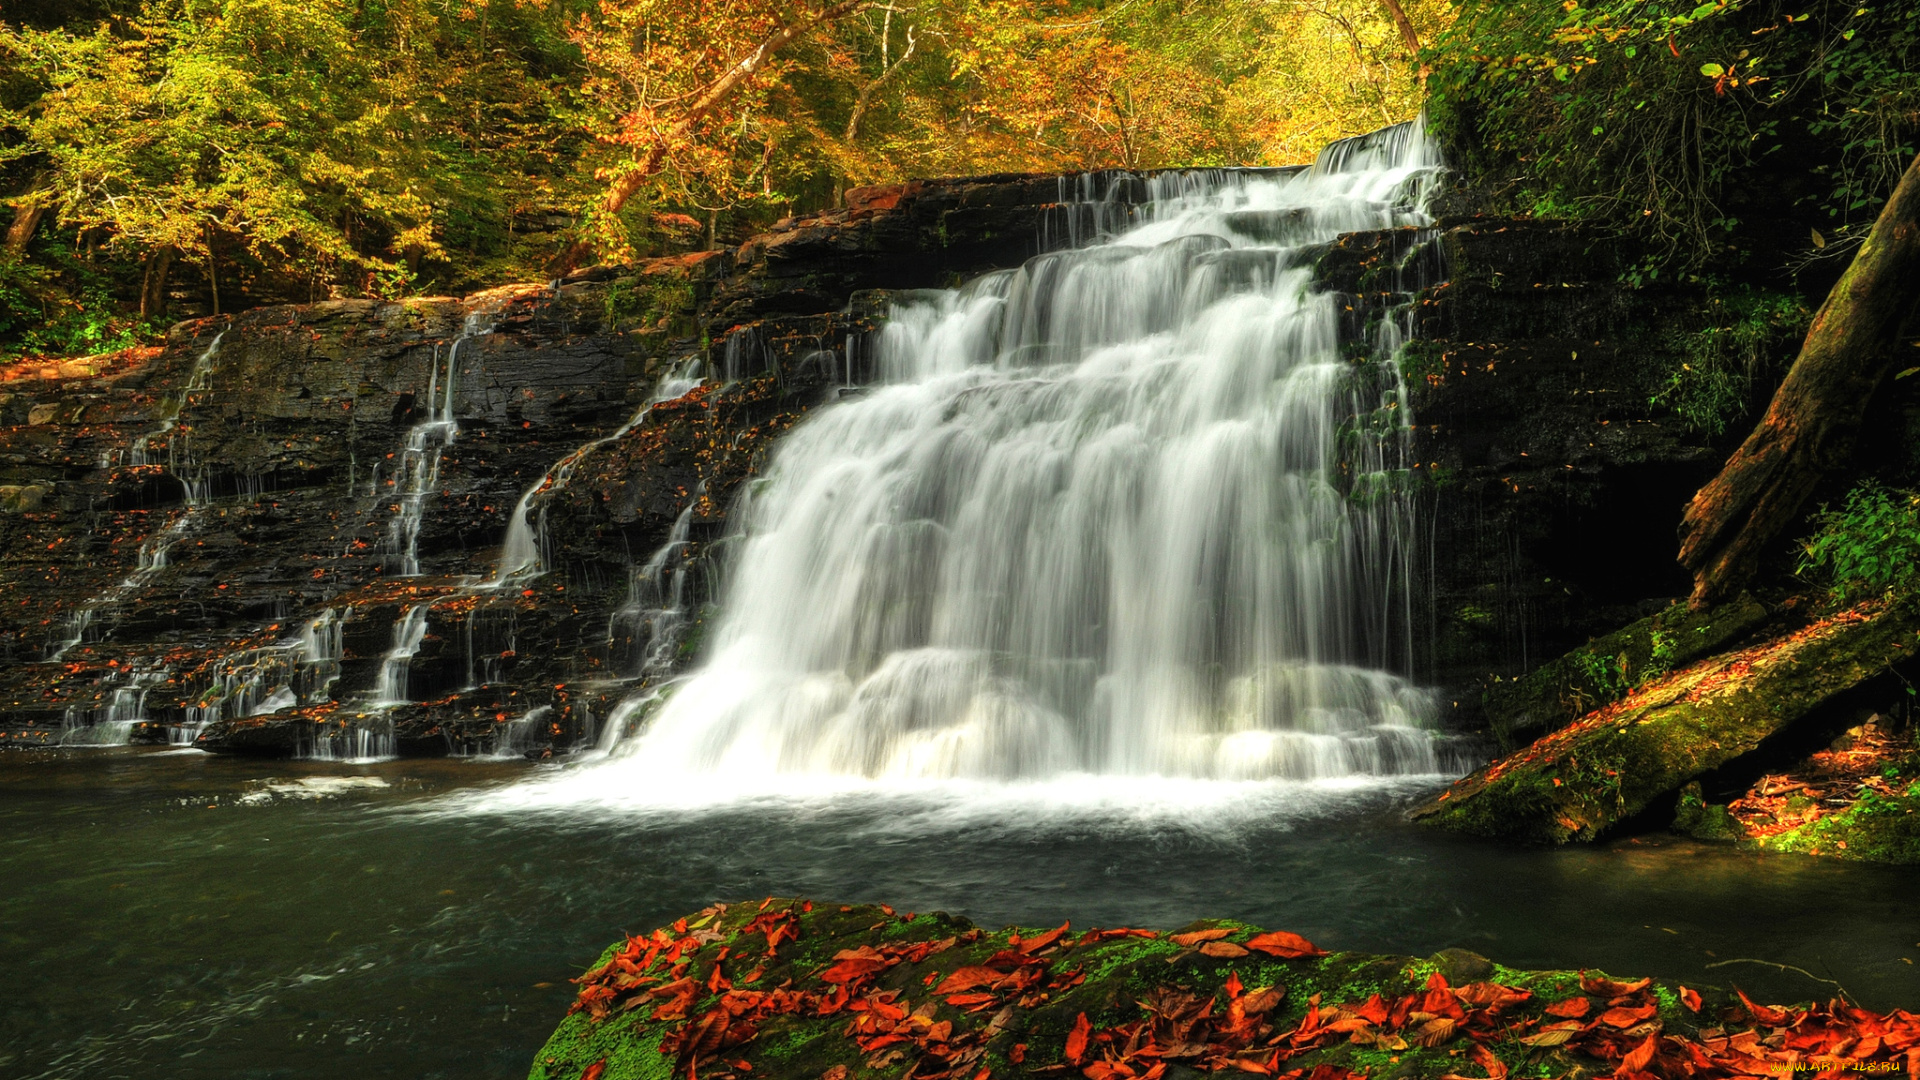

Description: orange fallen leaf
[1544,996,1591,1019]
[1066,1012,1093,1065]
[1170,928,1233,946]
[1244,931,1326,959]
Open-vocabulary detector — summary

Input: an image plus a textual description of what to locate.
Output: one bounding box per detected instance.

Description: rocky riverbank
[531,899,1919,1080]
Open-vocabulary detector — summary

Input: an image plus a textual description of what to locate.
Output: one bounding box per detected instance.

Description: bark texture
[1678,151,1920,608]
[4,197,46,256]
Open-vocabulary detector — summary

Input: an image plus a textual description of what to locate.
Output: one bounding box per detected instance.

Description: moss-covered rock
[1481,595,1773,750]
[531,900,1919,1080]
[1412,597,1920,843]
[1750,781,1920,862]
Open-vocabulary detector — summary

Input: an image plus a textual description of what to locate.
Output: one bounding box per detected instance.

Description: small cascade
[585,119,1468,785]
[56,665,166,746]
[608,503,698,680]
[491,357,705,586]
[305,720,396,763]
[487,705,552,758]
[171,608,349,745]
[371,604,431,706]
[383,313,492,577]
[48,332,226,661]
[129,331,223,469]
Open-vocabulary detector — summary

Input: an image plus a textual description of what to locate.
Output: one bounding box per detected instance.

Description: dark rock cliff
[0,172,1742,756]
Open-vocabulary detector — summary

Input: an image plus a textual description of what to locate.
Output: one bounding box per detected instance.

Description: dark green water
[6,747,1919,1079]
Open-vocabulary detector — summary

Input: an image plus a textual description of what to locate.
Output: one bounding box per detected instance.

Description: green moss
[1755,782,1920,864]
[1481,595,1771,751]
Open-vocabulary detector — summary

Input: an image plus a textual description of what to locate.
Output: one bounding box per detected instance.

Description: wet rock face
[0,177,1076,755]
[1318,218,1729,710]
[0,173,1733,756]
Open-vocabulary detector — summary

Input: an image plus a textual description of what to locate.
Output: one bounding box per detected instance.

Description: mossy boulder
[1481,595,1772,751]
[531,900,1920,1080]
[1413,597,1920,843]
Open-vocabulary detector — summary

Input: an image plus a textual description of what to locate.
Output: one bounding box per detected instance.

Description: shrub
[1796,481,1920,601]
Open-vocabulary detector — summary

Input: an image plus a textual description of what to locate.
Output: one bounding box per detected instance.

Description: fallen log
[1414,596,1920,843]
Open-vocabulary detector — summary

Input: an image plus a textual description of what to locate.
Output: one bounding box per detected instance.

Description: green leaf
[1895,367,1920,380]
[1700,62,1725,77]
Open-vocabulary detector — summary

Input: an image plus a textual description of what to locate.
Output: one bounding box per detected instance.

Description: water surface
[7,748,1918,1079]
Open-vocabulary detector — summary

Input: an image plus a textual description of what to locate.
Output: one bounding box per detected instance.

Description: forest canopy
[0,0,1443,357]
[5,0,1915,361]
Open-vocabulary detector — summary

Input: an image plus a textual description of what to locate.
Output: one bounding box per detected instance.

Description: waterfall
[607,503,698,680]
[371,604,431,706]
[591,120,1460,784]
[128,331,223,469]
[47,331,225,663]
[171,607,349,746]
[490,358,705,586]
[383,313,490,577]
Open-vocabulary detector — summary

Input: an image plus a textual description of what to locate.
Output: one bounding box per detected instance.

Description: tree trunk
[206,224,220,317]
[1677,150,1920,608]
[1380,0,1422,56]
[5,198,46,256]
[140,246,175,320]
[548,0,870,275]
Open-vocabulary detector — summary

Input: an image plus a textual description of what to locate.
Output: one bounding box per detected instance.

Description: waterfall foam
[566,120,1465,790]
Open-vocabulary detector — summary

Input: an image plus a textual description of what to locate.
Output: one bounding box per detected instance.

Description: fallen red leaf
[1170,928,1234,946]
[1619,1033,1657,1073]
[1244,931,1326,959]
[1544,996,1591,1019]
[1579,972,1652,997]
[1737,989,1791,1025]
[1469,1041,1508,1080]
[1199,941,1251,959]
[1020,921,1071,955]
[1066,1012,1093,1065]
[1679,986,1702,1013]
[1596,1004,1657,1028]
[581,1061,606,1080]
[936,967,1004,994]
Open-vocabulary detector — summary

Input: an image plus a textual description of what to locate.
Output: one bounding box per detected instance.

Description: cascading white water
[128,331,223,469]
[383,313,489,577]
[172,607,350,745]
[371,604,431,706]
[595,121,1459,785]
[491,358,706,586]
[47,331,226,663]
[608,503,698,681]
